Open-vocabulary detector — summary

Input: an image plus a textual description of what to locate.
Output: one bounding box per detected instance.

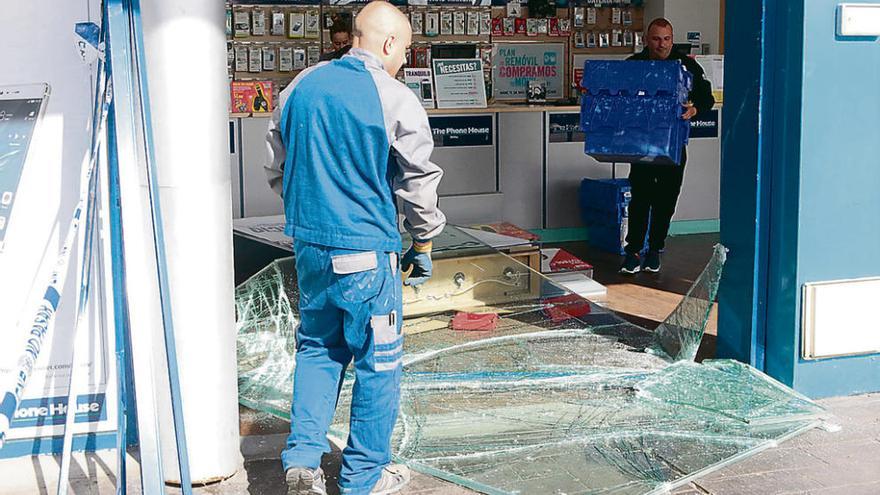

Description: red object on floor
[543,294,592,322]
[451,312,499,331]
[541,248,594,273]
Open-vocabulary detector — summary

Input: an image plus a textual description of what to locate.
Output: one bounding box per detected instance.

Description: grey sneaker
[370,464,411,495]
[286,466,327,495]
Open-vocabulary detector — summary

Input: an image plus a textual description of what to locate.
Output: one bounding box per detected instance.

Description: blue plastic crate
[585,219,650,256]
[579,178,631,212]
[579,178,654,255]
[580,178,630,227]
[581,206,627,227]
[580,60,692,166]
[581,60,692,101]
[589,222,628,255]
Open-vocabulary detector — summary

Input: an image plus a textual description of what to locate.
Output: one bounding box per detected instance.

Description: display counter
[229,103,721,231]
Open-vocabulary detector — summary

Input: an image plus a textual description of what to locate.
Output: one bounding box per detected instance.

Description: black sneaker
[643,251,661,273]
[619,253,641,274]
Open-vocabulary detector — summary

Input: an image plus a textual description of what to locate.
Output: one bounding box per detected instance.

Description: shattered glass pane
[649,249,725,361]
[635,360,826,425]
[236,228,826,495]
[236,260,298,418]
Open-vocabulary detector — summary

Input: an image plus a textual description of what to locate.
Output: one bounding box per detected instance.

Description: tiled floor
[672,393,880,495]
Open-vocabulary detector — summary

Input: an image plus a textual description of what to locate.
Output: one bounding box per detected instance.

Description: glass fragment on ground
[236,229,825,494]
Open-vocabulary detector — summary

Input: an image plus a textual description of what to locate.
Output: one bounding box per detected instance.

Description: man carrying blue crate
[620,18,715,274]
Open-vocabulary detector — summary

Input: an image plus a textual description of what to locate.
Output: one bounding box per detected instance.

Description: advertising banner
[429,115,493,147]
[404,68,435,109]
[432,59,487,109]
[231,80,273,114]
[492,43,565,100]
[0,88,47,252]
[548,112,585,143]
[690,109,720,139]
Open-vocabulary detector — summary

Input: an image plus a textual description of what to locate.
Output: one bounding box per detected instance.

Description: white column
[139,0,241,484]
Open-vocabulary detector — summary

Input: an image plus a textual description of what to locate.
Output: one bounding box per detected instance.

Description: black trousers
[624,148,687,255]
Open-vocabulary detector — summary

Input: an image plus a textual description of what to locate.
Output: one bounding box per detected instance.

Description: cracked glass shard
[235,228,825,495]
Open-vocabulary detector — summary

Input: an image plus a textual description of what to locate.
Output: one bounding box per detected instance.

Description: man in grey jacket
[266,2,445,494]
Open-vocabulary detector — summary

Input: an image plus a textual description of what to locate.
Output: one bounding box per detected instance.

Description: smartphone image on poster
[420,80,433,101]
[0,83,50,251]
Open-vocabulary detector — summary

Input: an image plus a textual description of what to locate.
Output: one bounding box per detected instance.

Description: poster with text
[492,43,565,100]
[404,68,435,109]
[695,55,724,104]
[432,59,487,109]
[231,80,274,114]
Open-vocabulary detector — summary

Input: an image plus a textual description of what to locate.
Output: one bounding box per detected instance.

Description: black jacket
[318,44,352,62]
[628,49,715,115]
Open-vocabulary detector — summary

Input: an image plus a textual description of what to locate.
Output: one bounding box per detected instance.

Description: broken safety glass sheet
[236,230,826,495]
[635,360,826,426]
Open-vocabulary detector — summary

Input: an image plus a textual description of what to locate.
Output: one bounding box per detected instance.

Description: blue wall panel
[786,0,880,396]
[798,0,880,277]
[717,0,766,368]
[762,0,806,390]
[720,0,880,397]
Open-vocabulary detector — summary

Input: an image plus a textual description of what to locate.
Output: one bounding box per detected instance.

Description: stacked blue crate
[580,178,631,255]
[580,60,693,165]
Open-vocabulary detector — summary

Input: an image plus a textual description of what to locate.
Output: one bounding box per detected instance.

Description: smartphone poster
[0,86,48,252]
[404,68,435,109]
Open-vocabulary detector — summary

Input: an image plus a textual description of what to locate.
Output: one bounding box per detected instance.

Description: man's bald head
[353,1,412,75]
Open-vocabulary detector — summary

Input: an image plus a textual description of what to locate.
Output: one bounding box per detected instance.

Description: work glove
[401,239,433,287]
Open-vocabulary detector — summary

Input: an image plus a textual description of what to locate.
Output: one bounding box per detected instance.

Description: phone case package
[441,12,453,36]
[411,12,423,35]
[271,12,285,36]
[262,46,276,71]
[289,12,305,39]
[248,46,262,72]
[425,12,439,37]
[293,48,306,70]
[454,11,466,36]
[234,10,250,37]
[307,45,320,66]
[252,10,266,36]
[305,10,320,39]
[279,46,293,71]
[480,11,492,35]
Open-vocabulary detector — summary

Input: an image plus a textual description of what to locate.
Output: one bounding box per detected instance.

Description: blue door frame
[718,1,880,398]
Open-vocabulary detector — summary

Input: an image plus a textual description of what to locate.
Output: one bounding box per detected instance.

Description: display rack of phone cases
[226,0,645,110]
[227,2,324,111]
[570,1,644,55]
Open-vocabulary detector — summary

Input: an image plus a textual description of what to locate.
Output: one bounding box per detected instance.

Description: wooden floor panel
[548,233,721,358]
